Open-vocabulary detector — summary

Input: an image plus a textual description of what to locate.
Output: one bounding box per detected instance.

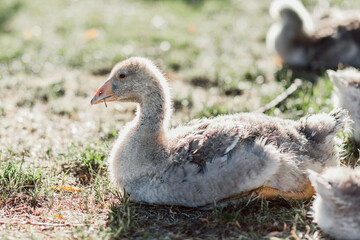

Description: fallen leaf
[188,25,196,34]
[54,214,63,219]
[283,223,287,231]
[85,28,99,41]
[290,230,299,240]
[199,218,209,224]
[23,30,32,40]
[80,174,88,182]
[275,56,283,68]
[51,186,83,192]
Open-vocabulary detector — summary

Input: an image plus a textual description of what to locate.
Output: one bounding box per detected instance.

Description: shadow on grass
[106,193,316,239]
[61,145,108,185]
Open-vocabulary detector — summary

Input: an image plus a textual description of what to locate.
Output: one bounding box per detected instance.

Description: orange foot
[254,181,315,200]
[220,181,315,204]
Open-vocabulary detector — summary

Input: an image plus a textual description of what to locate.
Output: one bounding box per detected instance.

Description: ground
[1,0,360,239]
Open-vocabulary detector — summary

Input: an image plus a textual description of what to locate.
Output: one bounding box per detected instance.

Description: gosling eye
[117,72,126,79]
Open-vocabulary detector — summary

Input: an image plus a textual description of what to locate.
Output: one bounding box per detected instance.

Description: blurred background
[1,0,281,159]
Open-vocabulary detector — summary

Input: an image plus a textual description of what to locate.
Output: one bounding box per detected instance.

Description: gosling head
[308,167,360,240]
[327,68,360,92]
[309,168,360,206]
[91,57,168,106]
[269,0,314,33]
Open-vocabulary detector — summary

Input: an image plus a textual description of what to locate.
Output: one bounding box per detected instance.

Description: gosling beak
[91,80,117,105]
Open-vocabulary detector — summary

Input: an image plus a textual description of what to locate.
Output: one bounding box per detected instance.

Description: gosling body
[91,57,348,207]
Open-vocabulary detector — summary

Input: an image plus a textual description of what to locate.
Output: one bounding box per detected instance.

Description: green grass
[195,104,232,118]
[264,76,334,119]
[340,135,360,167]
[62,145,108,183]
[0,161,43,200]
[0,0,22,31]
[107,193,136,239]
[1,0,360,239]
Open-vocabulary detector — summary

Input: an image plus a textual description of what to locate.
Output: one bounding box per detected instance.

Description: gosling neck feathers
[135,72,171,137]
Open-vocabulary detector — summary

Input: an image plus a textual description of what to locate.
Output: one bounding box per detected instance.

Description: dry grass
[1,0,360,239]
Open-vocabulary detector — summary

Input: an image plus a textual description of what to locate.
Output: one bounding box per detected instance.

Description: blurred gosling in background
[267,0,360,70]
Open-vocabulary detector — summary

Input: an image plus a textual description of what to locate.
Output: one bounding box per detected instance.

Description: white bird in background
[328,68,360,143]
[267,0,360,70]
[309,167,360,240]
[91,57,348,207]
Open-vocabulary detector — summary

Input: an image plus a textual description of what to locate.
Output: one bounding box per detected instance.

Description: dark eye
[118,73,126,79]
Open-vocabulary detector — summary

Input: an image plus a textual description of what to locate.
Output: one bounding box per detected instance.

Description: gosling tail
[299,108,349,144]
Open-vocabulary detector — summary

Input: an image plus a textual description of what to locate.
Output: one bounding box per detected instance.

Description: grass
[263,70,334,119]
[0,161,43,199]
[1,0,360,239]
[106,195,318,239]
[340,136,360,167]
[61,145,108,184]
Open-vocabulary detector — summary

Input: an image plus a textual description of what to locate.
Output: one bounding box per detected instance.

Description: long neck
[134,81,171,144]
[110,69,172,191]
